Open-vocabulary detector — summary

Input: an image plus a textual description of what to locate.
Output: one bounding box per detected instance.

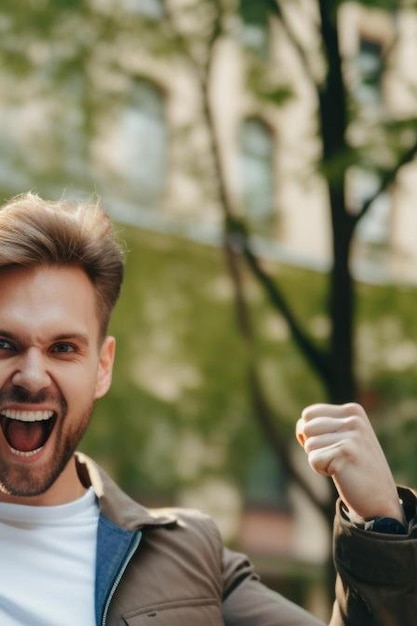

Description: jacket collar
[75,452,178,531]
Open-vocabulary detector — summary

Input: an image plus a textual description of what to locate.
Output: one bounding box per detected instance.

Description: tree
[159,0,417,604]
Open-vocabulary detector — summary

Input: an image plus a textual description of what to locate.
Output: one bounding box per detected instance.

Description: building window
[120,79,167,207]
[239,0,270,58]
[348,167,390,247]
[239,117,275,234]
[355,37,384,106]
[357,193,390,247]
[245,444,291,512]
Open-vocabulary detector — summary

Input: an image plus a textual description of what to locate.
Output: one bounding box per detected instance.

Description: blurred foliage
[76,225,417,499]
[81,226,326,499]
[239,0,269,26]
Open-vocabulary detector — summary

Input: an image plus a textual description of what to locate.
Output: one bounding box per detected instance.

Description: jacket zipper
[101,530,142,626]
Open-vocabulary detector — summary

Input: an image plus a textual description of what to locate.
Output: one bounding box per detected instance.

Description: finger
[296,411,346,447]
[295,418,305,447]
[306,440,346,477]
[302,402,366,423]
[301,403,337,422]
[302,416,351,441]
[303,431,347,454]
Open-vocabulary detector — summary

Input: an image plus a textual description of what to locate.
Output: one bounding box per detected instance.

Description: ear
[94,336,116,399]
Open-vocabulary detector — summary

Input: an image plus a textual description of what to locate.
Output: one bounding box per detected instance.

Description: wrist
[365,516,407,534]
[345,498,404,526]
[342,500,406,528]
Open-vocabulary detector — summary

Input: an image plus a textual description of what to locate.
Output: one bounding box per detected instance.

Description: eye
[0,338,15,351]
[51,342,76,354]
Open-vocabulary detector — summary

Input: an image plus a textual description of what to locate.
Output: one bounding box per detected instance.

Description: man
[298,402,417,625]
[0,192,324,625]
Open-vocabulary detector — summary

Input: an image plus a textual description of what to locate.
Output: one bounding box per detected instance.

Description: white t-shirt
[0,488,99,625]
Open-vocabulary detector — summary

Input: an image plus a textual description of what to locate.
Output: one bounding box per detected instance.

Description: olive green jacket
[76,453,325,626]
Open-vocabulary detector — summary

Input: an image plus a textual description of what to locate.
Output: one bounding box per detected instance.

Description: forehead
[0,265,101,342]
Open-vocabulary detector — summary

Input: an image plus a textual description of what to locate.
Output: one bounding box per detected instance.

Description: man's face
[0,265,115,505]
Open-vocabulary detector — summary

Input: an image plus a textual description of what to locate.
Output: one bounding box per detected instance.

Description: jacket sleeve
[330,488,417,626]
[221,547,326,625]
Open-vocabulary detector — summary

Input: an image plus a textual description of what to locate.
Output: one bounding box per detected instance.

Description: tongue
[5,420,46,452]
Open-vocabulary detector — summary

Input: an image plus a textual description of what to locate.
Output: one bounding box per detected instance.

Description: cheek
[60,364,101,405]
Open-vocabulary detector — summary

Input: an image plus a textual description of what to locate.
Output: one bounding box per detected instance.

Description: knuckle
[342,402,365,417]
[344,413,367,436]
[302,403,324,420]
[326,456,340,477]
[309,450,331,477]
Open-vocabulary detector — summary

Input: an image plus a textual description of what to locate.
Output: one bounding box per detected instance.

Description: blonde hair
[0,192,125,336]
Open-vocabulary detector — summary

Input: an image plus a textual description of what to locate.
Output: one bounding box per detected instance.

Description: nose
[11,348,51,393]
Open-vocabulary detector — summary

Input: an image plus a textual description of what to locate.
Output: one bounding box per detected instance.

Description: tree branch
[267,0,320,86]
[249,365,334,525]
[354,137,417,225]
[238,232,332,383]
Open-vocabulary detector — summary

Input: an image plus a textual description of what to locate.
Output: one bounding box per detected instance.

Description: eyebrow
[51,333,90,347]
[0,330,91,347]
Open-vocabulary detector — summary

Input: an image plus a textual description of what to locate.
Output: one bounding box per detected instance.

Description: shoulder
[129,507,225,601]
[145,506,224,554]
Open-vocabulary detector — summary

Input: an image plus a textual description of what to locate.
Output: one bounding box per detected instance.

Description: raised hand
[296,403,403,523]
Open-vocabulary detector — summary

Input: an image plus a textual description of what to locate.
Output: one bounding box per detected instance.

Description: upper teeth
[1,409,54,422]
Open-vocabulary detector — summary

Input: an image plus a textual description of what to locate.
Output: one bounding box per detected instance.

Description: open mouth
[0,409,57,456]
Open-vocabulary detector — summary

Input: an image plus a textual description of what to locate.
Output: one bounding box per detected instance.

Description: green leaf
[256,85,294,106]
[239,0,269,25]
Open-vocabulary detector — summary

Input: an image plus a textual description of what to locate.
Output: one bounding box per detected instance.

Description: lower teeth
[10,446,43,457]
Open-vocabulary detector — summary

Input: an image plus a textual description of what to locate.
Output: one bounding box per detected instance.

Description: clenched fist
[296,403,403,523]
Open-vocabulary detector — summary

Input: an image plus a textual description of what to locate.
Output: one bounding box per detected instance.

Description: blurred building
[2,2,416,284]
[85,1,417,286]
